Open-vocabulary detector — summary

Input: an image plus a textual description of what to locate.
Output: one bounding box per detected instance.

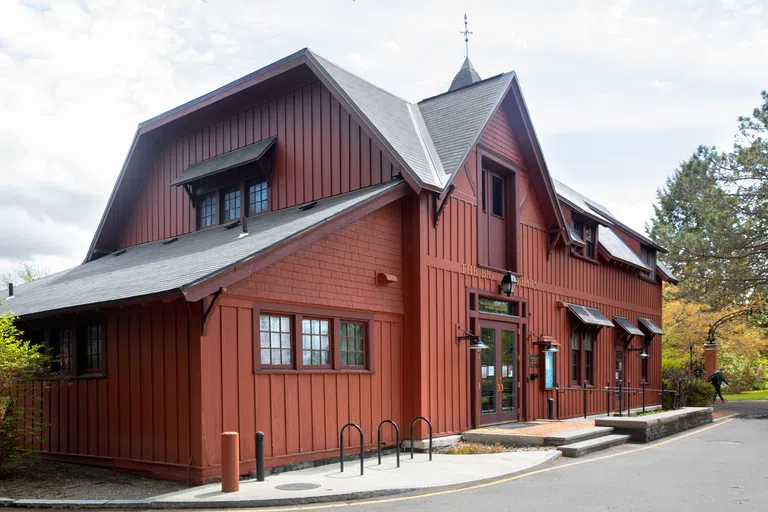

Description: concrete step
[557,434,630,458]
[543,426,615,446]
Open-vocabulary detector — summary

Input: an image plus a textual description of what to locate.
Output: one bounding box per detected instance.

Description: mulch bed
[0,459,188,500]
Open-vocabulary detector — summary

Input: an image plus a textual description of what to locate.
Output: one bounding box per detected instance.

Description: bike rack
[377,420,400,468]
[339,423,364,476]
[410,417,432,461]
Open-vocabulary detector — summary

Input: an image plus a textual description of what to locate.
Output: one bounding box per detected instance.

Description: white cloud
[1,0,767,278]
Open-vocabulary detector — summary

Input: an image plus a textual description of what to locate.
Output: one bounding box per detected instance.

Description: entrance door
[479,321,518,424]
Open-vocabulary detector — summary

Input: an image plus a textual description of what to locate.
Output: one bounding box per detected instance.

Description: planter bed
[595,407,713,443]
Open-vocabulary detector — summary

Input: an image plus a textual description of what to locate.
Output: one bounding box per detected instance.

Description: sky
[1,0,767,280]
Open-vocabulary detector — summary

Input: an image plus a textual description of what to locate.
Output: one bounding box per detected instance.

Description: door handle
[500,382,504,392]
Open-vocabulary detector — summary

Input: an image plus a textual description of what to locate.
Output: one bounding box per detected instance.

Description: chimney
[242,216,248,234]
[8,283,13,297]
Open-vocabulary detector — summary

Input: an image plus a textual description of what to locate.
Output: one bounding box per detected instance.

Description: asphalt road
[274,401,768,512]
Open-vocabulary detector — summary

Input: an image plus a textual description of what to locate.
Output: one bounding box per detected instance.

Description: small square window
[248,181,269,216]
[221,186,241,222]
[198,192,217,228]
[340,322,365,367]
[260,315,292,366]
[302,319,331,367]
[82,324,103,373]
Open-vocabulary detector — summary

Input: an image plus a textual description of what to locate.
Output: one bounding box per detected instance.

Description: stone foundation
[594,407,714,443]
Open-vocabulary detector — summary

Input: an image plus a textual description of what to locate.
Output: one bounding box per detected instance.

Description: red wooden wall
[19,300,203,482]
[197,202,405,476]
[116,80,398,249]
[407,98,664,433]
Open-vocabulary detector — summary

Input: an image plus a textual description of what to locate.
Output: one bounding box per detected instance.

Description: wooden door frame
[465,287,528,429]
[477,320,520,425]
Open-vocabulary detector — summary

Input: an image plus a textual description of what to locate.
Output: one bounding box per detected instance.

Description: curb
[2,452,561,509]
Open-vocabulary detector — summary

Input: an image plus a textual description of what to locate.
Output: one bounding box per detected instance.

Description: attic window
[571,218,598,261]
[198,192,217,228]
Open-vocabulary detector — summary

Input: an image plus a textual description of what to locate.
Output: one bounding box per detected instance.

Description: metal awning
[613,316,644,337]
[170,136,276,186]
[565,303,614,327]
[638,318,664,336]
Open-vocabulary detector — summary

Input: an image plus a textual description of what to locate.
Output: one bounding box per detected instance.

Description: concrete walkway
[149,450,559,507]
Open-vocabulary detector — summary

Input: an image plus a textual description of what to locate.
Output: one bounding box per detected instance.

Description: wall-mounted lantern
[498,272,518,297]
[456,325,489,351]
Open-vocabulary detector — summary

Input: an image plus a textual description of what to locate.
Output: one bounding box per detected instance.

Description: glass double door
[479,321,518,424]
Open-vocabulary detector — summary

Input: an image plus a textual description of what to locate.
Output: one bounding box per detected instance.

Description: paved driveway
[315,407,768,512]
[714,399,768,419]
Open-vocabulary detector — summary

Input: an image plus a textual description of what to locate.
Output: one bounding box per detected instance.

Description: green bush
[719,353,768,393]
[661,359,716,408]
[687,380,716,406]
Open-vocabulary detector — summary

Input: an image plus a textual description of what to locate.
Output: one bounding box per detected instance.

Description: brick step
[543,426,615,446]
[557,434,630,458]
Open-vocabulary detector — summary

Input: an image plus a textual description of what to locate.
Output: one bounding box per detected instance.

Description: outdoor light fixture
[531,334,559,353]
[456,325,489,351]
[498,272,518,297]
[628,345,649,358]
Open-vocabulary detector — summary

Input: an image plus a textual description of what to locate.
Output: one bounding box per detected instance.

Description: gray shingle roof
[448,57,482,92]
[656,260,678,284]
[170,137,275,186]
[310,52,446,188]
[1,181,404,318]
[419,73,513,178]
[598,226,652,272]
[553,180,613,225]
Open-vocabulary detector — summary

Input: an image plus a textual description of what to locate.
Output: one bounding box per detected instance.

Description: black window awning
[638,318,664,336]
[566,303,614,327]
[170,136,276,187]
[613,316,644,337]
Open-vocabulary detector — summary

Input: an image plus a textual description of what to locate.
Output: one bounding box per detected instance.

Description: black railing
[377,420,400,468]
[339,423,364,475]
[554,381,678,420]
[410,417,433,461]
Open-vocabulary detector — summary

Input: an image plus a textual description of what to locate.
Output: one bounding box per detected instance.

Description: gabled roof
[308,52,447,189]
[448,57,482,92]
[3,181,405,319]
[419,73,514,181]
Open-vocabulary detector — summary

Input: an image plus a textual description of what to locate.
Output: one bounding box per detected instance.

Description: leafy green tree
[1,263,49,288]
[650,91,768,309]
[0,310,50,472]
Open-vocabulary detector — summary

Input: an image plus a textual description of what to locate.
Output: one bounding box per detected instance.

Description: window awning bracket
[202,288,226,336]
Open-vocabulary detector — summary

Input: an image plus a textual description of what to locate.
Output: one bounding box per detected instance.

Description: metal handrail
[377,420,400,468]
[553,381,678,419]
[410,417,433,461]
[340,423,364,475]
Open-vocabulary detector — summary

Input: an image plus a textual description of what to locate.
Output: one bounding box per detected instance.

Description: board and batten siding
[197,201,405,475]
[408,101,663,432]
[19,300,203,482]
[116,80,399,249]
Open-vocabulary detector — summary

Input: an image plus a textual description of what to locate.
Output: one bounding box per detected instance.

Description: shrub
[661,359,715,408]
[0,310,50,473]
[719,353,768,394]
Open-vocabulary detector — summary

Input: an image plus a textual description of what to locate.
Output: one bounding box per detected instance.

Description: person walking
[707,367,728,403]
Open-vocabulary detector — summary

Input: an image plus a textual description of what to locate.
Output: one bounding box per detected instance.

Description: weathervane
[460,13,473,58]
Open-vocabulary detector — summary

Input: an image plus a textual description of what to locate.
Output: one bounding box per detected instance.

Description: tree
[0,310,50,472]
[0,263,50,288]
[650,91,768,308]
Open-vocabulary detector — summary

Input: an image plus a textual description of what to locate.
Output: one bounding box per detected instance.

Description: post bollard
[221,432,240,492]
[547,397,554,420]
[255,431,265,482]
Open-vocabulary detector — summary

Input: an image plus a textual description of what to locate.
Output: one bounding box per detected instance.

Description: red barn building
[2,49,675,483]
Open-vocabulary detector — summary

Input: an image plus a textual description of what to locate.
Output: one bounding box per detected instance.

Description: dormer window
[221,186,241,222]
[639,245,656,280]
[198,192,217,228]
[571,217,598,261]
[248,181,269,216]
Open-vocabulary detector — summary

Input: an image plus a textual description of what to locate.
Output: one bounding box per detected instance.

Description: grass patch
[632,409,664,417]
[723,390,768,401]
[441,442,506,455]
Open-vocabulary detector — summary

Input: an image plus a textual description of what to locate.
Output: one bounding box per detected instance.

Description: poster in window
[481,366,488,379]
[544,351,556,389]
[488,366,495,377]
